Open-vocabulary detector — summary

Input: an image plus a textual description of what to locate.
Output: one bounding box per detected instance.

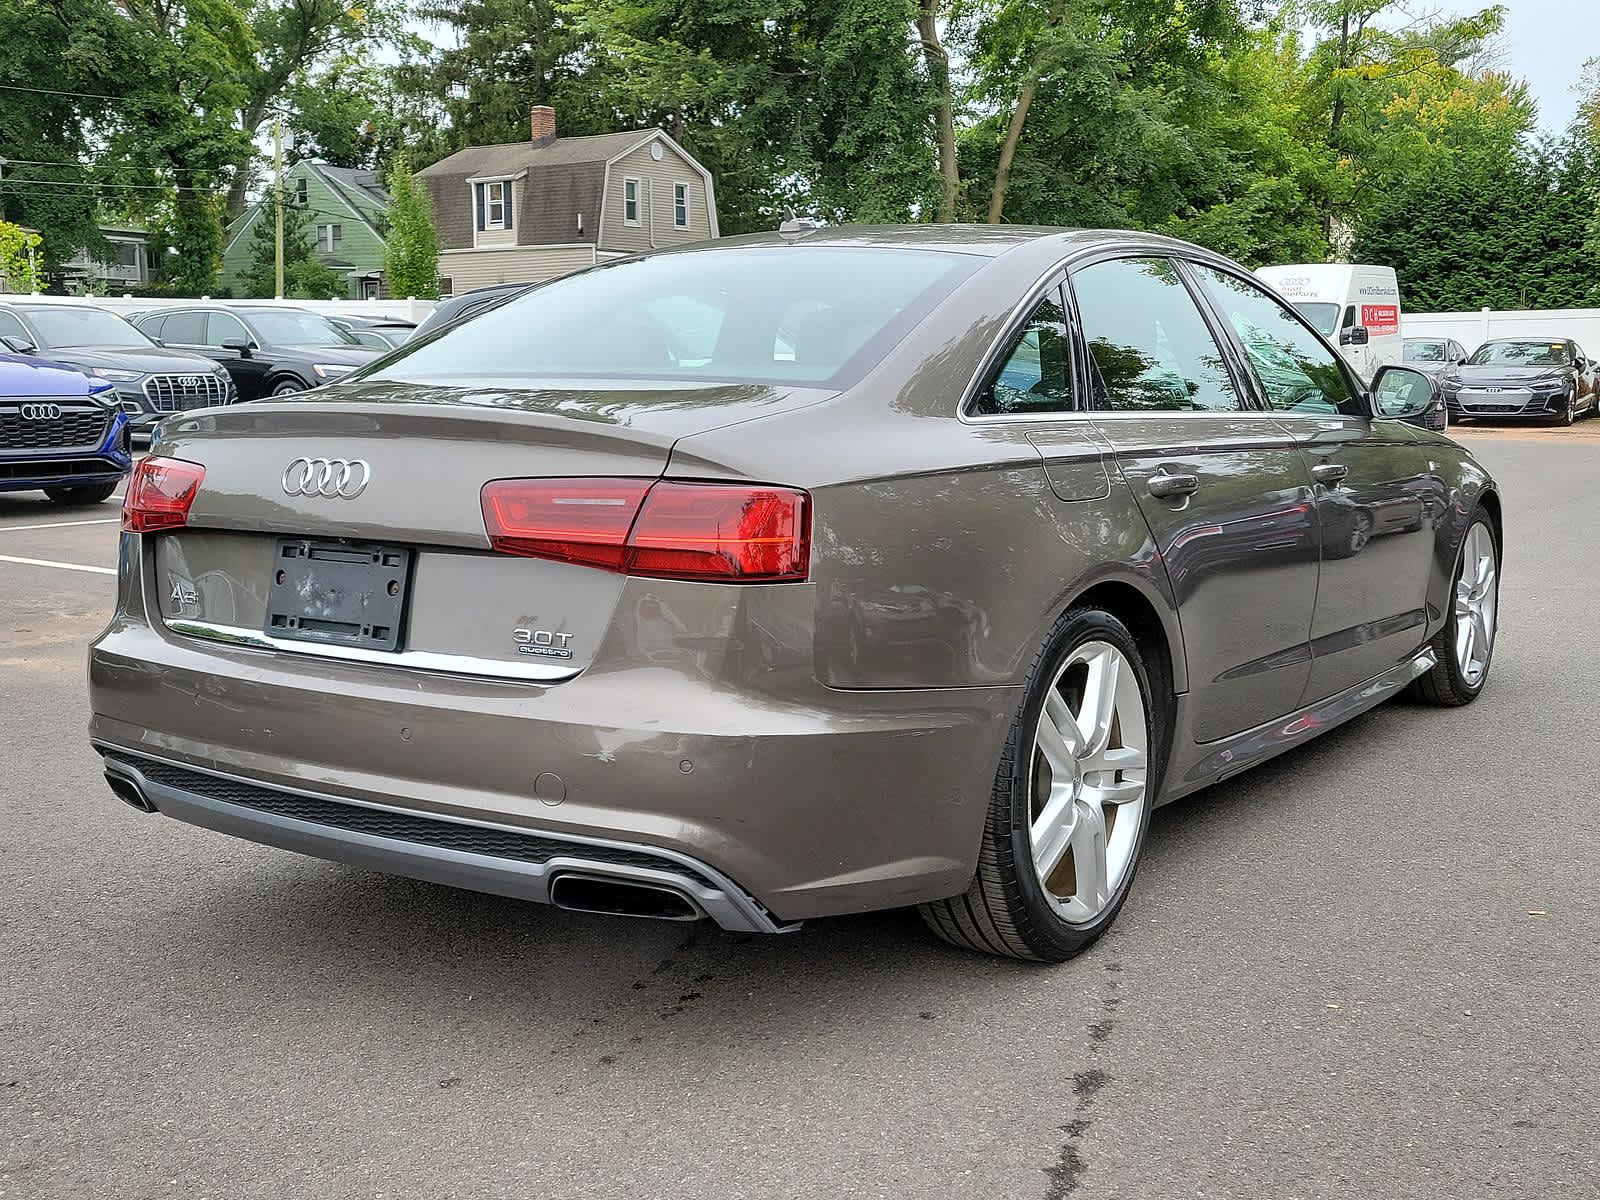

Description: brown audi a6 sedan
[89,227,1501,962]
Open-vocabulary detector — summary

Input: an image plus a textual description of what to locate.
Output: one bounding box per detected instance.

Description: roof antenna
[778,207,818,242]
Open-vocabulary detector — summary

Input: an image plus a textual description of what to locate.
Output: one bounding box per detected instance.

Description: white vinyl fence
[1404,308,1600,354]
[8,293,437,323]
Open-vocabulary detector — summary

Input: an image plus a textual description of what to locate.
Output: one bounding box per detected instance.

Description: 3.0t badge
[513,627,574,659]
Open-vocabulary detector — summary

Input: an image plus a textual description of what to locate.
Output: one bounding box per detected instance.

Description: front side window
[0,311,30,343]
[623,178,640,225]
[1291,302,1339,336]
[1070,257,1242,413]
[371,246,979,388]
[1189,264,1361,417]
[970,294,1071,416]
[206,312,251,348]
[673,182,689,228]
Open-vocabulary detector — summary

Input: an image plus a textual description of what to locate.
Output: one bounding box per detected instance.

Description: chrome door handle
[1312,462,1349,486]
[1147,471,1199,499]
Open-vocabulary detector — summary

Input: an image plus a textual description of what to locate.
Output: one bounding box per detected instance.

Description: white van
[1254,263,1403,382]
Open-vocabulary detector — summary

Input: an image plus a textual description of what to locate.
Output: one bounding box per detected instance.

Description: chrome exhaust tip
[105,770,158,813]
[548,872,704,923]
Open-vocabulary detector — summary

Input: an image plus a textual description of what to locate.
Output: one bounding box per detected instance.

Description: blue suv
[1,352,132,506]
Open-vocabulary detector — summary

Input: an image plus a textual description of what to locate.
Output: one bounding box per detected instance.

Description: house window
[474,180,515,234]
[673,183,689,228]
[296,178,308,206]
[317,224,343,253]
[115,242,140,268]
[623,178,640,226]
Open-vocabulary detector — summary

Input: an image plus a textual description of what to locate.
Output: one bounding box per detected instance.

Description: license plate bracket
[265,539,412,652]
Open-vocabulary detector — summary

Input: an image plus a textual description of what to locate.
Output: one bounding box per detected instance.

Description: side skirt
[1158,647,1436,806]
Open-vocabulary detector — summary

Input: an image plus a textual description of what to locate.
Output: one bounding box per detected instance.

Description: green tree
[382,154,440,299]
[241,198,343,298]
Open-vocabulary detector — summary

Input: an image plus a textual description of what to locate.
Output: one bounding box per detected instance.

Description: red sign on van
[1361,304,1399,336]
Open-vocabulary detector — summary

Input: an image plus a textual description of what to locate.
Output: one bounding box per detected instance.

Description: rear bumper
[88,539,1015,922]
[98,747,793,933]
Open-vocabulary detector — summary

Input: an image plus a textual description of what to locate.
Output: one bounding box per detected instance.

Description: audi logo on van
[281,456,372,499]
[20,403,62,420]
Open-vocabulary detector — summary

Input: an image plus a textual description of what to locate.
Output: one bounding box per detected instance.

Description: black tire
[1409,508,1499,706]
[271,379,305,396]
[1556,401,1576,427]
[42,483,118,506]
[919,608,1162,962]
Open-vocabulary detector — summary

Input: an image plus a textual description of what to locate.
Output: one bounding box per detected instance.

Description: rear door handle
[1312,462,1349,486]
[1147,471,1199,499]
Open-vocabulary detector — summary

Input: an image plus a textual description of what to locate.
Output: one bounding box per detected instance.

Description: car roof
[666,224,1168,260]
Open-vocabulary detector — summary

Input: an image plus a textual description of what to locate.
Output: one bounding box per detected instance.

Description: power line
[0,82,122,101]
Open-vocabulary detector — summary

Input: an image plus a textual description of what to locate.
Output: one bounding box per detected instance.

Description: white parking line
[0,553,117,576]
[0,518,121,533]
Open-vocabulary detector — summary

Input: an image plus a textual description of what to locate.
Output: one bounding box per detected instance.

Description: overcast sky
[1496,0,1592,133]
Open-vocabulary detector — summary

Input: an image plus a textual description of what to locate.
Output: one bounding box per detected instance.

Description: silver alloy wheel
[1454,522,1498,685]
[1028,640,1148,925]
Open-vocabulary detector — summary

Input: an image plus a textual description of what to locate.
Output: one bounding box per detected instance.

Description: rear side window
[970,293,1071,415]
[371,247,980,389]
[161,312,206,345]
[0,311,28,342]
[1070,257,1242,413]
[1189,265,1361,417]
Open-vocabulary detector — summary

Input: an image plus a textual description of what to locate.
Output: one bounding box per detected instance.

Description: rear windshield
[1404,340,1446,362]
[370,247,980,388]
[1466,340,1570,367]
[1290,302,1339,336]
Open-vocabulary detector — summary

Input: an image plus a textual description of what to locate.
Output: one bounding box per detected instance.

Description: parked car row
[1404,335,1599,426]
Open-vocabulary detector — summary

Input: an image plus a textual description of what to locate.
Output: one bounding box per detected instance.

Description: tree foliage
[382,153,441,299]
[7,0,1598,307]
[240,197,343,297]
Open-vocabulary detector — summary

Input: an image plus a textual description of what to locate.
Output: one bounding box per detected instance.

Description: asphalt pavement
[2,430,1596,1199]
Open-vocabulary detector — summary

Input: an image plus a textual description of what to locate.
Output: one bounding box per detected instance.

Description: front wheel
[270,379,305,396]
[920,608,1160,962]
[43,483,119,506]
[1410,510,1498,706]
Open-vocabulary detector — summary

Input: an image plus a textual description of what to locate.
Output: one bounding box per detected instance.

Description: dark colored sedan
[410,281,533,339]
[328,315,417,350]
[92,227,1498,963]
[1441,337,1599,425]
[0,352,131,505]
[0,302,236,443]
[131,304,382,400]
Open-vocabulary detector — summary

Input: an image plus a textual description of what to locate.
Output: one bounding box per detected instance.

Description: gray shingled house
[417,106,720,295]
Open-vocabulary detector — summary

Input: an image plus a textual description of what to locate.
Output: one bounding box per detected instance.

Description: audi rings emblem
[20,403,62,420]
[281,456,372,499]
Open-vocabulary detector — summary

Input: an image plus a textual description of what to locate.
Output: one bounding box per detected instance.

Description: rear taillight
[123,456,205,533]
[481,478,810,582]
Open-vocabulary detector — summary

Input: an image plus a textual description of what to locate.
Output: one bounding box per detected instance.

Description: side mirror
[1339,326,1370,347]
[1371,365,1438,420]
[220,336,254,357]
[1,335,37,354]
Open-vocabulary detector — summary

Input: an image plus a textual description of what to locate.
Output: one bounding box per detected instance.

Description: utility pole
[273,118,285,299]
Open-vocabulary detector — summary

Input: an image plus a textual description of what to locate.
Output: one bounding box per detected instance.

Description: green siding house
[220,160,390,299]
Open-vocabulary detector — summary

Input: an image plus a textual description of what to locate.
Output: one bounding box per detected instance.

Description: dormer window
[474,179,515,232]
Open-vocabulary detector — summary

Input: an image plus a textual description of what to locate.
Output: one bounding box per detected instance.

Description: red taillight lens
[481,478,811,582]
[122,456,205,533]
[481,478,652,570]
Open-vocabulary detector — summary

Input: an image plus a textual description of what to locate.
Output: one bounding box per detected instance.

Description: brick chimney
[530,105,557,147]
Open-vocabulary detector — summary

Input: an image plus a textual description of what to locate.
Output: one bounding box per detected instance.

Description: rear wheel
[43,483,118,506]
[920,608,1159,962]
[1410,510,1498,706]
